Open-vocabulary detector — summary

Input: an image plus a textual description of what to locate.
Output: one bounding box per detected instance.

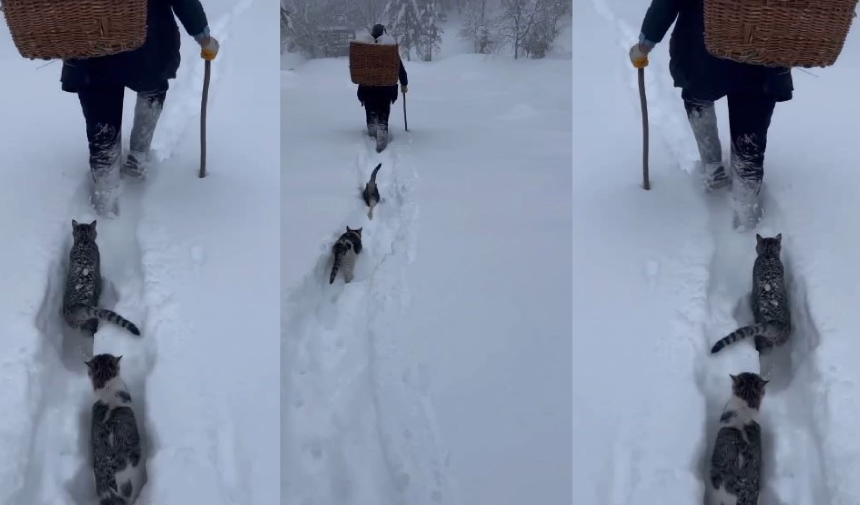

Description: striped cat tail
[710,323,767,354]
[330,251,343,284]
[370,163,382,184]
[84,307,141,336]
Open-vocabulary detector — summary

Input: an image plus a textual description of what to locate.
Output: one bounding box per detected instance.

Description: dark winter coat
[641,0,793,102]
[357,60,409,105]
[60,0,209,93]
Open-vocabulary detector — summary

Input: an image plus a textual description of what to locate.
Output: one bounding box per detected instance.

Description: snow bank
[577,0,860,503]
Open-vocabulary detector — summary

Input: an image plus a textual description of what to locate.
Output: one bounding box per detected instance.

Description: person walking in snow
[357,24,408,153]
[61,0,221,218]
[628,0,793,231]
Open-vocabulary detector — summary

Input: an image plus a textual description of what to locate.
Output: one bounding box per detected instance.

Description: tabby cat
[711,234,789,354]
[362,163,382,220]
[709,372,767,505]
[329,226,363,284]
[62,220,140,336]
[87,354,145,505]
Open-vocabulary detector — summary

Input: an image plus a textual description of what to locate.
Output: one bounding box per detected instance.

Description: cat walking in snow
[708,373,768,505]
[329,227,363,284]
[62,220,141,336]
[363,163,382,219]
[711,234,790,355]
[87,354,145,505]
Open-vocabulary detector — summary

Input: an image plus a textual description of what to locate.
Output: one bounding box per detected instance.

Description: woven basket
[704,0,859,68]
[1,0,148,60]
[349,41,400,86]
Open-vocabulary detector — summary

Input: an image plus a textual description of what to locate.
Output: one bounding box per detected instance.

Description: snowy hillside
[282,22,572,505]
[575,1,860,504]
[0,1,279,504]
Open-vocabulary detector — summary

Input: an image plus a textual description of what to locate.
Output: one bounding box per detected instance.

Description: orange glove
[199,36,220,61]
[629,43,650,69]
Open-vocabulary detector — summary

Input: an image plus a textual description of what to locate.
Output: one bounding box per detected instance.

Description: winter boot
[122,92,164,179]
[686,99,729,191]
[367,110,379,138]
[90,157,121,218]
[375,124,388,153]
[87,124,122,217]
[731,175,763,231]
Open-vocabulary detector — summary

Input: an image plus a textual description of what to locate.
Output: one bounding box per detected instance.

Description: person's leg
[682,89,728,190]
[727,92,777,231]
[124,82,168,179]
[374,97,391,152]
[78,84,125,217]
[365,105,378,137]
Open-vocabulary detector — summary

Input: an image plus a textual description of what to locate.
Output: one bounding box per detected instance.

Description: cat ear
[84,359,93,369]
[775,233,782,242]
[755,234,763,243]
[730,374,738,384]
[91,220,97,228]
[72,220,78,227]
[115,355,122,363]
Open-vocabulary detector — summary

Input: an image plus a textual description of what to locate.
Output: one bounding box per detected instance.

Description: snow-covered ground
[282,21,572,505]
[0,1,279,503]
[575,1,860,504]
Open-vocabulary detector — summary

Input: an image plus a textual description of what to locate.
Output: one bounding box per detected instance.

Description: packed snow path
[0,0,279,503]
[283,133,455,505]
[576,0,860,504]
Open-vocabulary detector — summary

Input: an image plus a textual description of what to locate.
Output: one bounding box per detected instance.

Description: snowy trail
[2,0,278,503]
[283,133,455,505]
[582,0,840,503]
[13,173,153,505]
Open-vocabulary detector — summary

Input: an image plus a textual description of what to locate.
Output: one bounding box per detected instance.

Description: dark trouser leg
[726,92,777,230]
[378,99,391,128]
[124,83,167,178]
[365,105,379,136]
[78,84,124,216]
[682,91,728,190]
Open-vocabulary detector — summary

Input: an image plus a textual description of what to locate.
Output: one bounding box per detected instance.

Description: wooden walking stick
[638,67,650,190]
[402,90,408,132]
[199,59,211,178]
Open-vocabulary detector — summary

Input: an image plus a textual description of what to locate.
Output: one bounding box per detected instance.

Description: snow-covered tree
[496,0,543,60]
[342,0,387,32]
[521,0,569,58]
[281,0,293,55]
[418,0,443,61]
[384,0,423,60]
[459,0,497,54]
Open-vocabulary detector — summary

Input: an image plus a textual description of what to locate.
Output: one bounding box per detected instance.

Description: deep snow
[575,1,860,504]
[0,0,279,503]
[282,21,572,505]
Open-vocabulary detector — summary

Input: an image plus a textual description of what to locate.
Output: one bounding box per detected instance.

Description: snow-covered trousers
[77,82,167,181]
[682,90,777,185]
[363,94,391,129]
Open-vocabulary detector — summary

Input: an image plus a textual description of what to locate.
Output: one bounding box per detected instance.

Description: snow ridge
[283,133,455,505]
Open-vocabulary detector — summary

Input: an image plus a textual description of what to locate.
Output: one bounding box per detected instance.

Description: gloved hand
[199,35,220,61]
[401,84,408,94]
[629,43,651,69]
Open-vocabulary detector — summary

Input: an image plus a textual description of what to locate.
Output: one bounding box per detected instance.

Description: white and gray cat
[709,372,768,505]
[87,354,145,505]
[362,163,382,219]
[711,234,790,355]
[329,226,363,284]
[63,220,140,336]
